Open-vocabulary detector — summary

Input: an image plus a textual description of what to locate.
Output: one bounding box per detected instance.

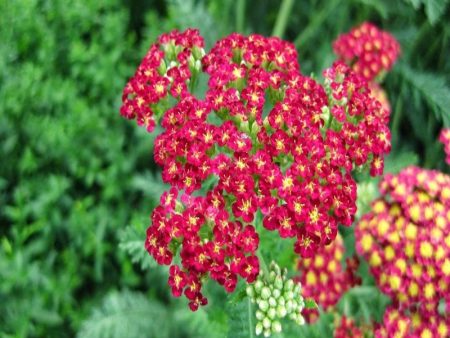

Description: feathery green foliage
[77,291,169,338]
[1,0,448,337]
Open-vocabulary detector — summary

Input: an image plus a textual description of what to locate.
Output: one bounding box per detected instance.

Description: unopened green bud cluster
[246,261,305,337]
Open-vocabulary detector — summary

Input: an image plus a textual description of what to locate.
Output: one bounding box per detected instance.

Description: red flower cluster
[439,128,450,164]
[121,29,392,311]
[333,22,400,81]
[375,306,449,338]
[356,166,450,322]
[323,61,391,176]
[334,316,367,338]
[296,234,361,323]
[120,29,205,132]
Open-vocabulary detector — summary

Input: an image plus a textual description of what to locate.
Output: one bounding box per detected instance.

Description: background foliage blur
[0,0,448,337]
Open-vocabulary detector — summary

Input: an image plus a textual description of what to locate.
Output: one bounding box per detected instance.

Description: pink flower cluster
[120,29,392,311]
[439,128,450,164]
[356,166,450,334]
[375,306,449,338]
[333,22,400,81]
[297,234,361,323]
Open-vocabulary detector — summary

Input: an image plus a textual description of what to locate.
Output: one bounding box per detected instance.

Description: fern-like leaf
[77,291,168,338]
[405,0,449,24]
[227,297,254,338]
[119,222,155,270]
[395,63,450,127]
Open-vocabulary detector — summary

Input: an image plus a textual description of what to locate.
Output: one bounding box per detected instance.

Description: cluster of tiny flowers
[334,316,369,338]
[296,234,361,323]
[439,128,450,164]
[356,166,450,332]
[323,61,391,176]
[120,29,392,310]
[246,262,305,337]
[121,29,205,131]
[374,306,449,338]
[333,22,400,81]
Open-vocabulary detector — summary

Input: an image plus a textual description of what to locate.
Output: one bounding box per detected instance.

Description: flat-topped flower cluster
[296,234,361,323]
[333,22,400,82]
[120,28,393,310]
[356,166,450,336]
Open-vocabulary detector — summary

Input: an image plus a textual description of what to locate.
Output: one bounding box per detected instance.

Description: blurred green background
[1,0,449,337]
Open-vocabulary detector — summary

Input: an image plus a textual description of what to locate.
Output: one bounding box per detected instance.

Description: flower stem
[236,0,246,33]
[294,0,340,47]
[272,0,294,38]
[257,250,270,277]
[248,297,254,338]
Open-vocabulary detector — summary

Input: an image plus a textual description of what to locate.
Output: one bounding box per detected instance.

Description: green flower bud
[278,297,285,306]
[267,308,276,319]
[285,300,293,312]
[284,291,294,300]
[262,317,271,329]
[192,46,205,60]
[246,285,255,299]
[261,287,271,300]
[194,59,201,72]
[269,271,276,282]
[272,289,281,299]
[258,300,269,312]
[272,321,282,333]
[254,280,263,292]
[284,290,294,300]
[263,330,271,338]
[255,322,263,336]
[276,304,287,318]
[274,276,283,290]
[256,310,264,321]
[285,279,294,291]
[268,297,277,308]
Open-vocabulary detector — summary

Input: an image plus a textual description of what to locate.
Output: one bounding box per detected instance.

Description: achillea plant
[356,166,450,336]
[120,28,392,316]
[374,306,449,338]
[333,22,400,82]
[296,234,361,323]
[334,315,371,338]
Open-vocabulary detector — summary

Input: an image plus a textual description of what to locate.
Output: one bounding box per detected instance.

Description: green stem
[257,251,269,277]
[272,0,295,38]
[236,0,246,33]
[248,297,254,338]
[294,0,340,47]
[391,85,404,147]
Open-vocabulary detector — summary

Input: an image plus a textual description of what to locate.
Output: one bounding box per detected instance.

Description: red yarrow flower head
[121,29,395,311]
[333,22,401,81]
[296,234,361,323]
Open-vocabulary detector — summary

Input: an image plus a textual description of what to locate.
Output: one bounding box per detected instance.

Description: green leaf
[395,63,450,127]
[304,298,318,309]
[226,298,254,338]
[119,223,156,270]
[424,0,449,24]
[384,151,419,174]
[404,0,449,24]
[77,291,169,338]
[130,170,169,204]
